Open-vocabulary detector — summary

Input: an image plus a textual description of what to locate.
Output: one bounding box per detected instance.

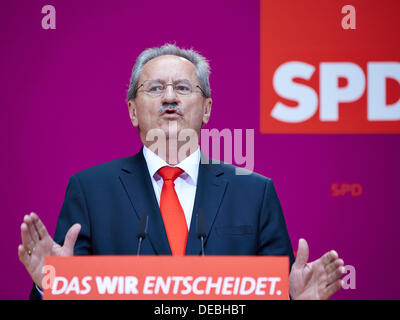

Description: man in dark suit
[19,44,345,300]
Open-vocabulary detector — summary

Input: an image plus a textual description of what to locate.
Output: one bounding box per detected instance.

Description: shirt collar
[142,145,200,184]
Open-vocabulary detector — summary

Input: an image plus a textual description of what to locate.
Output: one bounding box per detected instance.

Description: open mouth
[161,108,182,117]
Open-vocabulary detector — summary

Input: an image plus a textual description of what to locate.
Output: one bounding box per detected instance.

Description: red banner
[42,256,289,300]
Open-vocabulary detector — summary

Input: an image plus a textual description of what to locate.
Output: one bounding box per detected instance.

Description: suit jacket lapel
[119,148,171,255]
[119,149,228,256]
[185,154,228,255]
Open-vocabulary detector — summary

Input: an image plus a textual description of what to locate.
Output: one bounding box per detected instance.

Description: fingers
[325,258,344,274]
[321,251,344,285]
[321,250,338,266]
[18,244,30,266]
[20,219,35,253]
[20,212,49,261]
[320,251,345,298]
[326,265,346,285]
[24,214,39,243]
[31,212,49,240]
[324,279,344,300]
[294,238,309,266]
[63,224,81,253]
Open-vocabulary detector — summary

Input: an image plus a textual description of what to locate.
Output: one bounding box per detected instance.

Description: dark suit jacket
[30,148,294,299]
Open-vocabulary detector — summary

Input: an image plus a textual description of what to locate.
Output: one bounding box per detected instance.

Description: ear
[202,97,212,125]
[128,99,139,127]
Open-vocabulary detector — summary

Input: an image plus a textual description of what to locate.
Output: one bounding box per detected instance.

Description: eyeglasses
[136,79,206,97]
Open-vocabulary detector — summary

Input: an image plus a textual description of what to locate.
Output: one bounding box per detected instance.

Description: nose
[161,84,180,104]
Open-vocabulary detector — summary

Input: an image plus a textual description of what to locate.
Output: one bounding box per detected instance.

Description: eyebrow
[147,78,192,83]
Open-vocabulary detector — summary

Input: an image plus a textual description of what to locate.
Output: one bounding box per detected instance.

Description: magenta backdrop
[1,0,399,299]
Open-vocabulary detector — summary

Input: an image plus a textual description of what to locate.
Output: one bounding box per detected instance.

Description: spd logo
[260,0,400,133]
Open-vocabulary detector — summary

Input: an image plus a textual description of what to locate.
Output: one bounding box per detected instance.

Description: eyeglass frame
[134,79,207,98]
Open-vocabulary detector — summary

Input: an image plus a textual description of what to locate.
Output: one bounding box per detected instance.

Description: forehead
[140,55,197,82]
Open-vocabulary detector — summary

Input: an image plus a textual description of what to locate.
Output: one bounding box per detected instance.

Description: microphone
[136,214,149,256]
[196,210,207,256]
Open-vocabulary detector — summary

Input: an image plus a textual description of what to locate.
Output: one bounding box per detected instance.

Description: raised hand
[289,238,345,300]
[18,212,81,289]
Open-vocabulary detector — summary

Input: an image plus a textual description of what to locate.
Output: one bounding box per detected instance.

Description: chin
[160,119,183,138]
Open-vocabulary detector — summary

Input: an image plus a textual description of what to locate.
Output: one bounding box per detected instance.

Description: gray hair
[126,43,211,102]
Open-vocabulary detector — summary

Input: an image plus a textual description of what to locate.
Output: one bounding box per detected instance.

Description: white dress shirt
[142,145,200,230]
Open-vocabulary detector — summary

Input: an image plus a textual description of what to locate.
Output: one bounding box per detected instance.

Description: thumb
[62,223,81,253]
[294,238,309,266]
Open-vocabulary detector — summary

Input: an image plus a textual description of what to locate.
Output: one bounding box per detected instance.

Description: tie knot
[158,166,184,182]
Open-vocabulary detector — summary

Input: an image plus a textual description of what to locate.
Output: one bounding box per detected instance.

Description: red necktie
[158,166,188,256]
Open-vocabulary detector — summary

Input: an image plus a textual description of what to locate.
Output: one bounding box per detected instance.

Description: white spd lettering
[272,61,400,123]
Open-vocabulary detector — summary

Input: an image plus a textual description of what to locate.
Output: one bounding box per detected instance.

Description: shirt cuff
[35,284,43,296]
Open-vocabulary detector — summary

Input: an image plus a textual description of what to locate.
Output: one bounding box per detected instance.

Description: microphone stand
[136,214,149,256]
[197,210,206,256]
